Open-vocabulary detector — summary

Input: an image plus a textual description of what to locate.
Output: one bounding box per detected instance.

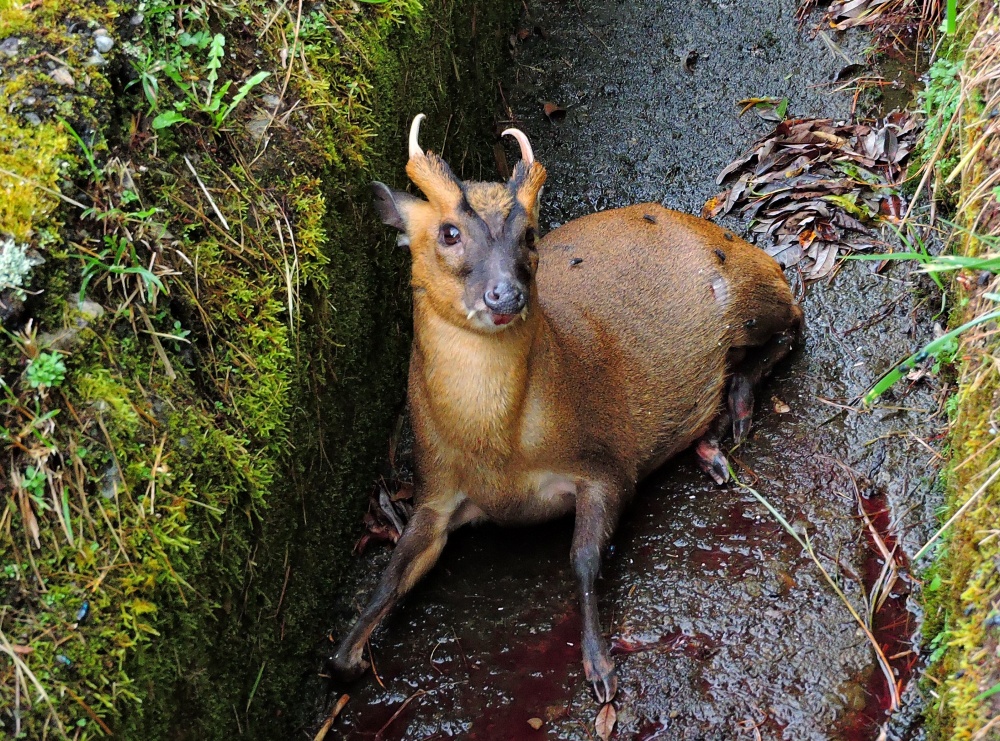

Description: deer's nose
[484,280,526,314]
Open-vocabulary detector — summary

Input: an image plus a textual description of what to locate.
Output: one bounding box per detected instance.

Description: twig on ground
[732,470,901,711]
[313,694,349,741]
[184,155,230,231]
[374,689,426,740]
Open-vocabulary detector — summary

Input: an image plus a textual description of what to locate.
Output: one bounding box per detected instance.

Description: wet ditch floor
[325,0,940,739]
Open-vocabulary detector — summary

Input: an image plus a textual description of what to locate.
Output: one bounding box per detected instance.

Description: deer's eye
[440,224,461,246]
[525,227,536,251]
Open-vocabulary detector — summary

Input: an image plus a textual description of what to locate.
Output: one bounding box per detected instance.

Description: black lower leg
[329,507,447,680]
[728,373,754,444]
[695,411,732,484]
[571,481,625,703]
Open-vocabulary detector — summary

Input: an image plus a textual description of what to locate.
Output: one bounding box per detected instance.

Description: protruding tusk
[409,113,426,159]
[520,307,528,321]
[501,128,534,167]
[467,309,476,321]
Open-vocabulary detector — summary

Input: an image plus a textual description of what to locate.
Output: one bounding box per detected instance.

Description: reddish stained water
[838,486,919,738]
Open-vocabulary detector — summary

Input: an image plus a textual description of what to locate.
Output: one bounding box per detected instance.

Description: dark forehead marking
[504,199,526,231]
[461,182,518,239]
[457,185,478,218]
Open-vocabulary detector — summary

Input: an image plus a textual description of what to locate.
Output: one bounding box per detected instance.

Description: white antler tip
[409,113,426,159]
[501,128,534,167]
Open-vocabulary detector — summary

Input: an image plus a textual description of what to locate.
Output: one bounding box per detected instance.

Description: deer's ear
[371,182,420,232]
[511,161,547,223]
[406,152,464,212]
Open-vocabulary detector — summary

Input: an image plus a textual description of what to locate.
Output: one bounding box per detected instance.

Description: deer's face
[371,116,546,333]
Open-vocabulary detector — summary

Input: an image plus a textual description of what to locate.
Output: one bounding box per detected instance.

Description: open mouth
[490,312,518,326]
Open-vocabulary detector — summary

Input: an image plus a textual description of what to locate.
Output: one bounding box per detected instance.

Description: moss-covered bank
[0,0,516,737]
[917,3,1000,738]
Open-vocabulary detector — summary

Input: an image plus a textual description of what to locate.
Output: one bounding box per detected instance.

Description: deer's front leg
[330,499,455,680]
[571,478,627,704]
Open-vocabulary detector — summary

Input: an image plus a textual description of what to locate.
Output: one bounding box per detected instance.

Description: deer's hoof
[590,669,618,704]
[325,649,369,683]
[695,439,730,485]
[583,649,618,704]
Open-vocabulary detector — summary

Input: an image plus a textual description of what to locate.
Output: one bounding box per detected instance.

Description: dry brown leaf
[17,488,40,549]
[595,703,617,741]
[701,194,726,219]
[709,113,916,280]
[543,101,567,124]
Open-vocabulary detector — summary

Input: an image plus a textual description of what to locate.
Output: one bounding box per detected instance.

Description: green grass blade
[975,681,1000,703]
[864,308,1000,404]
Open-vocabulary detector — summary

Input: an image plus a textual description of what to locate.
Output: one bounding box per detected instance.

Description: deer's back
[534,203,795,473]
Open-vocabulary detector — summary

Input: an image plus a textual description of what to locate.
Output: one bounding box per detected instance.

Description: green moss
[2,0,517,737]
[918,4,1000,739]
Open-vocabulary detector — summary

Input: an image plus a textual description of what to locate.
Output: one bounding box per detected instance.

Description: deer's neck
[412,298,542,456]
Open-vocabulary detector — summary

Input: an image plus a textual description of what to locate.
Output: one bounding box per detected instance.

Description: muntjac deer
[331,114,803,702]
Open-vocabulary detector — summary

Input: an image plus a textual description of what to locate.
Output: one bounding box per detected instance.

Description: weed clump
[916,3,1000,739]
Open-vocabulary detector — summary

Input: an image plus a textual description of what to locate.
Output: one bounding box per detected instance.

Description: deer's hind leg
[728,304,804,443]
[694,303,803,484]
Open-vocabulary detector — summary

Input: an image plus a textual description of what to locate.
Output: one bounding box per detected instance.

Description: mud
[326,1,940,738]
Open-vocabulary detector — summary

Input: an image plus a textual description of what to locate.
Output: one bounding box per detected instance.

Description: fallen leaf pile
[797,0,924,31]
[354,478,413,554]
[703,113,918,280]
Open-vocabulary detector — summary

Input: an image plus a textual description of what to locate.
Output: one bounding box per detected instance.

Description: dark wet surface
[325,0,941,738]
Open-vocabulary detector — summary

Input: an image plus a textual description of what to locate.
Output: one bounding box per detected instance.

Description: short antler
[502,128,534,166]
[409,113,426,159]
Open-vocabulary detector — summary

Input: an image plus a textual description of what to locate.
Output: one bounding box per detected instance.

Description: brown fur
[331,148,802,703]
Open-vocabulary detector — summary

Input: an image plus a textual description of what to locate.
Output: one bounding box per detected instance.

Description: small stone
[50,67,74,86]
[24,112,41,126]
[84,50,106,66]
[74,297,105,325]
[130,12,144,25]
[527,718,543,730]
[94,34,114,54]
[0,37,19,57]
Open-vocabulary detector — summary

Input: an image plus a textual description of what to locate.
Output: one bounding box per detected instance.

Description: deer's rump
[534,203,796,472]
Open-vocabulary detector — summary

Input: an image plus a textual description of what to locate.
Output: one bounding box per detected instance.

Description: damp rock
[93,31,114,54]
[84,50,107,66]
[246,110,272,142]
[50,67,75,86]
[74,297,105,325]
[38,328,81,352]
[0,37,19,57]
[100,464,122,500]
[24,112,42,126]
